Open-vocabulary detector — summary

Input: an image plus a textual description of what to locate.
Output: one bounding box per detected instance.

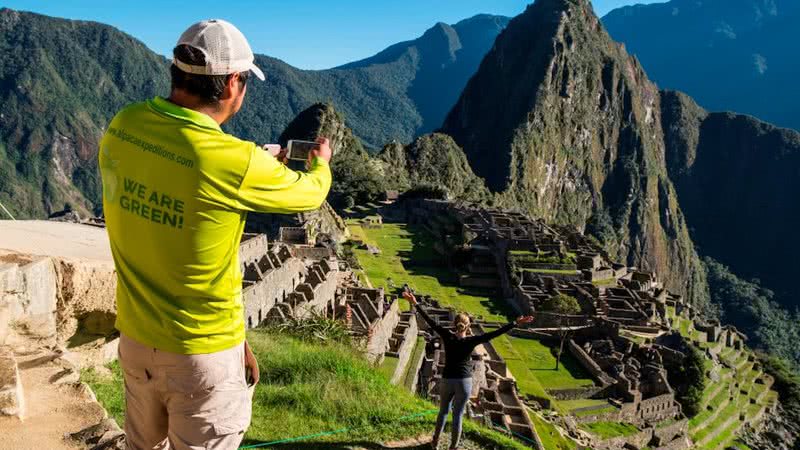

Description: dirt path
[0,348,106,450]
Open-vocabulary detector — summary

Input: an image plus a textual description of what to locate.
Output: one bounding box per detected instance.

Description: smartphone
[287,140,320,161]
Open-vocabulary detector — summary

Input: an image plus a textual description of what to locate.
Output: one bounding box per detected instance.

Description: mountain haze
[604,0,800,131]
[229,14,509,149]
[661,90,800,308]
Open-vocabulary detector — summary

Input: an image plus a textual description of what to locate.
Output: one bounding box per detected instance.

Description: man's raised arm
[235,138,332,213]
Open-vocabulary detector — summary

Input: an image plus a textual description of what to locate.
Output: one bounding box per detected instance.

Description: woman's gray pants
[433,378,472,448]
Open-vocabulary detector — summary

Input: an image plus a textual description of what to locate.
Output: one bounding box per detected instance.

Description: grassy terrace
[378,354,400,380]
[82,330,530,449]
[558,398,617,417]
[348,225,781,449]
[349,222,593,401]
[579,422,639,439]
[487,332,595,403]
[531,413,576,450]
[664,306,778,449]
[349,222,512,321]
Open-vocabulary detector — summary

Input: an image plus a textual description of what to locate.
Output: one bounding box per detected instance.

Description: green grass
[378,355,400,380]
[579,422,639,439]
[81,331,529,449]
[489,333,595,401]
[731,440,753,450]
[531,413,577,450]
[557,398,617,417]
[557,398,612,410]
[80,361,125,426]
[573,406,618,418]
[403,337,426,391]
[350,223,512,321]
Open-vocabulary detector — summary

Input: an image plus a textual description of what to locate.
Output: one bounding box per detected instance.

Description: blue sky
[1,0,661,69]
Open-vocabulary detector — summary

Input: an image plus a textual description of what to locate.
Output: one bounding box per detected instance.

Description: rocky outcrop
[377,133,491,202]
[278,103,386,208]
[0,222,117,360]
[441,0,708,305]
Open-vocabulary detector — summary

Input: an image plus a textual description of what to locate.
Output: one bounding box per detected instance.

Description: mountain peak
[441,0,706,302]
[417,21,461,60]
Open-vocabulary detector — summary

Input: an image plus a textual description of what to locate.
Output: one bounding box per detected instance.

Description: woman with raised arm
[403,291,534,450]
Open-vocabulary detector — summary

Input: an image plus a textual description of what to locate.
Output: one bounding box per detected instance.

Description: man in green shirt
[100,19,332,450]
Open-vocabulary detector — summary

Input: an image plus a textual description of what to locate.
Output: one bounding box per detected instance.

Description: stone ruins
[0,196,779,450]
[391,198,777,450]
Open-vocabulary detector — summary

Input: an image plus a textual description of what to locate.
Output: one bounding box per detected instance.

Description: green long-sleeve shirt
[100,96,331,354]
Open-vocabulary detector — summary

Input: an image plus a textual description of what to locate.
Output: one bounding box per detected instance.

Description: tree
[542,293,581,370]
[667,344,706,417]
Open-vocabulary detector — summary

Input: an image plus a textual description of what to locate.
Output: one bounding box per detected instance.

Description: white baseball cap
[173,19,265,81]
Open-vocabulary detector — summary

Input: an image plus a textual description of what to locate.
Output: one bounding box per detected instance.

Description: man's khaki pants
[118,334,253,450]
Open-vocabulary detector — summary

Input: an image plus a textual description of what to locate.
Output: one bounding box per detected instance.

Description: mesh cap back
[173,19,265,80]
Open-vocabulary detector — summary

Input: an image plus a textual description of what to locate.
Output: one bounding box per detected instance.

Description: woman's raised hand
[402,290,418,306]
[515,315,535,326]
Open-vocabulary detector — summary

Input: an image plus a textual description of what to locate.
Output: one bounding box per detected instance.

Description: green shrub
[668,344,706,417]
[263,313,353,345]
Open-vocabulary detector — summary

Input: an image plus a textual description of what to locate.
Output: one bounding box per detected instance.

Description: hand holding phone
[287,140,320,161]
[262,144,288,163]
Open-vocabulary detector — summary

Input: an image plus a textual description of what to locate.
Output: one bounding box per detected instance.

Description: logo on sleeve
[100,145,120,203]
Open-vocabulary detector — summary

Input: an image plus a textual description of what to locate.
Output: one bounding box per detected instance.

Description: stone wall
[365,300,401,363]
[291,247,335,260]
[239,234,268,266]
[593,428,653,450]
[655,435,692,450]
[652,419,688,446]
[548,386,604,400]
[279,227,309,245]
[291,259,339,319]
[568,339,614,386]
[54,259,117,344]
[242,254,306,328]
[639,393,680,422]
[1,254,117,350]
[0,258,58,343]
[387,313,418,385]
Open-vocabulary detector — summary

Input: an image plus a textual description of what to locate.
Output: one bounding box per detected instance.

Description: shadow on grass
[393,225,514,321]
[528,342,594,380]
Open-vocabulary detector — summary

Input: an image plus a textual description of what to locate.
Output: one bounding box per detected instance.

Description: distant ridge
[0,7,508,218]
[603,0,800,131]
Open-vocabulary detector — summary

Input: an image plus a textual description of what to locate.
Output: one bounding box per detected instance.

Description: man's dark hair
[171,44,249,104]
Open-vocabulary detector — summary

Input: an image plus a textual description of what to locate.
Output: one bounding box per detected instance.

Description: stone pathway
[383,434,507,450]
[0,344,106,450]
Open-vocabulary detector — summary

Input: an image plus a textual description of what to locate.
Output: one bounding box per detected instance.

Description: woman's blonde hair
[454,313,471,335]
